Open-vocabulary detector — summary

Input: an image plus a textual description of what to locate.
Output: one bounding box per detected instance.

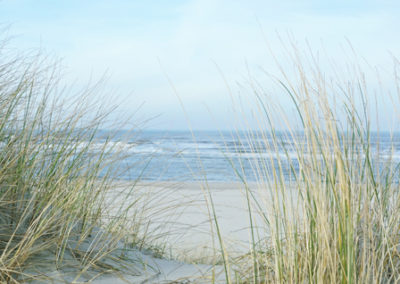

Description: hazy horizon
[1,0,400,131]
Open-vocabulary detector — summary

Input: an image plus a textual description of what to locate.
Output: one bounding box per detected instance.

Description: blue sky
[1,0,400,130]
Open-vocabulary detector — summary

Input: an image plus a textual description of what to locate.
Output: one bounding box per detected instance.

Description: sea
[94,130,400,182]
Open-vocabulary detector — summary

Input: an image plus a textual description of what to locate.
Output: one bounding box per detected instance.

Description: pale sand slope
[25,181,297,283]
[106,181,300,257]
[25,233,227,283]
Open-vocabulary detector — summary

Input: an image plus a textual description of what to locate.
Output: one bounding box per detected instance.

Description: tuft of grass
[0,37,154,282]
[209,42,400,283]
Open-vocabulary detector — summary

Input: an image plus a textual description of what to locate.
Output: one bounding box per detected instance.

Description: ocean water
[93,130,400,182]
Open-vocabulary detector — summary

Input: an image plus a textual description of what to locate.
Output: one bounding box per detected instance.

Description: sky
[1,0,400,130]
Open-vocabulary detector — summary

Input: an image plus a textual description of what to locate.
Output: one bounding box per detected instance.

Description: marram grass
[0,42,150,283]
[209,45,400,283]
[2,34,400,283]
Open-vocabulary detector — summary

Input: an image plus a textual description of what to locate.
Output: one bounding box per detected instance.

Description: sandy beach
[106,181,253,256]
[24,182,259,283]
[17,180,300,283]
[106,181,299,258]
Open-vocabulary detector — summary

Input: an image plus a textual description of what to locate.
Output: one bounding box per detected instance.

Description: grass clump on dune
[0,40,148,283]
[212,43,400,283]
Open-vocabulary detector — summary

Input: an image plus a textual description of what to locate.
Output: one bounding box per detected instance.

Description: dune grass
[3,31,400,283]
[204,44,400,283]
[0,40,155,283]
